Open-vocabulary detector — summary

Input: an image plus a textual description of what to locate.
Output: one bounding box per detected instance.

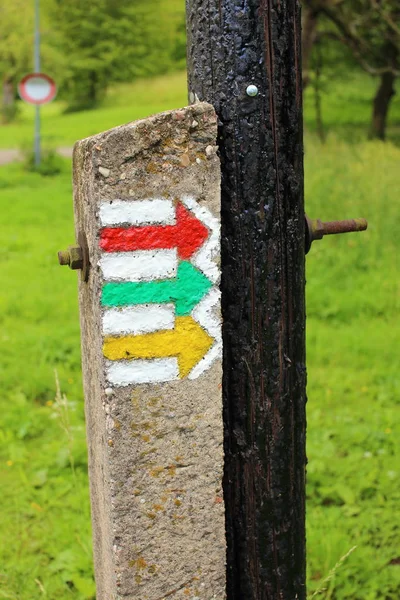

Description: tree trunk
[2,78,15,124]
[314,41,326,142]
[88,71,99,106]
[302,6,320,89]
[370,71,396,140]
[186,1,307,599]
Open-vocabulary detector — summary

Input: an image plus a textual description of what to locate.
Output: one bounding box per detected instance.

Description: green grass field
[0,71,399,599]
[0,73,188,150]
[2,69,400,149]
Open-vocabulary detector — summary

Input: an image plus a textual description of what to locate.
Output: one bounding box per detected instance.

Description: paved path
[0,147,73,165]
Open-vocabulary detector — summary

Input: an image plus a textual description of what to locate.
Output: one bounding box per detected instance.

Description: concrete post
[73,104,226,599]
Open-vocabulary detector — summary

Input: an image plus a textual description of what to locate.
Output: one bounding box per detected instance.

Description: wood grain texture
[186,2,307,598]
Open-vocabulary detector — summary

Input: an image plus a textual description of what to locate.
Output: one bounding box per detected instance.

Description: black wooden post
[186,2,307,599]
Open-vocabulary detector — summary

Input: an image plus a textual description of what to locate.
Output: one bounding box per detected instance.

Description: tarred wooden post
[186,2,307,598]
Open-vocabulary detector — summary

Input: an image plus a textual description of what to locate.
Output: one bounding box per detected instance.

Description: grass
[305,138,400,599]
[0,161,93,599]
[1,69,400,150]
[0,71,399,598]
[0,72,188,149]
[304,70,400,145]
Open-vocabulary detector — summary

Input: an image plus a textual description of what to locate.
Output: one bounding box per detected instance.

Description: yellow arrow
[103,316,213,378]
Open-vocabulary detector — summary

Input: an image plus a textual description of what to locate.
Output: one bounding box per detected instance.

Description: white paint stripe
[192,288,221,342]
[99,199,176,226]
[181,195,220,283]
[189,288,222,379]
[106,358,179,386]
[188,341,222,380]
[103,305,175,335]
[99,249,178,282]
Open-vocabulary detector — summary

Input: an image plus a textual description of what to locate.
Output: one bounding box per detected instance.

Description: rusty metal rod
[305,215,368,253]
[58,250,71,266]
[319,218,368,236]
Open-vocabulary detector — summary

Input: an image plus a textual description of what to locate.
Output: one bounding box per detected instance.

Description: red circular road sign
[18,73,57,105]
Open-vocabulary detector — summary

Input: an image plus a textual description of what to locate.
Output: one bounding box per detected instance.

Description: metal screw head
[246,84,259,97]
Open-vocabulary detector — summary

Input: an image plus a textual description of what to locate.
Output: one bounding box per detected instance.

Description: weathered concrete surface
[73,103,225,600]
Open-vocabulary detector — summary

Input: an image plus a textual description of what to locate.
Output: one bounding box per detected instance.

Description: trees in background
[302,0,400,140]
[1,0,399,139]
[0,2,36,122]
[51,0,185,111]
[302,4,321,91]
[0,0,186,116]
[0,0,64,122]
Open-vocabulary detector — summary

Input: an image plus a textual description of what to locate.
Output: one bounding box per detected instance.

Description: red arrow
[100,202,209,260]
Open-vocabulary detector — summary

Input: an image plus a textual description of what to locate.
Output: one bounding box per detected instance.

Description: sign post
[65,104,226,599]
[18,0,57,167]
[34,0,41,166]
[59,3,369,598]
[18,72,57,167]
[186,2,307,598]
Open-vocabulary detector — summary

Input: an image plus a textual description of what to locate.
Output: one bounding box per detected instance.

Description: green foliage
[22,147,64,176]
[0,161,94,598]
[0,71,188,149]
[1,74,400,599]
[1,97,21,125]
[311,28,358,84]
[0,2,34,85]
[304,1,400,139]
[305,0,400,73]
[1,69,400,150]
[51,0,151,110]
[333,0,399,70]
[0,0,62,122]
[0,0,186,116]
[49,0,186,110]
[304,70,400,144]
[0,2,34,125]
[305,137,400,599]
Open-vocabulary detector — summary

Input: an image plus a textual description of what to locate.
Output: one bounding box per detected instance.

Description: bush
[1,102,20,124]
[22,147,64,176]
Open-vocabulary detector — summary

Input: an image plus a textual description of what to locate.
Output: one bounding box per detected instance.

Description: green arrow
[101,261,212,316]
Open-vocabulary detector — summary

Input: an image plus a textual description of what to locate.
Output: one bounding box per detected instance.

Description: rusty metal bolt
[57,232,89,282]
[305,215,368,254]
[58,250,71,266]
[58,245,83,270]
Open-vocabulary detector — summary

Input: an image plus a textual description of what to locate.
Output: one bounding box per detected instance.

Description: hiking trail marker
[69,103,225,599]
[100,197,220,385]
[60,3,368,598]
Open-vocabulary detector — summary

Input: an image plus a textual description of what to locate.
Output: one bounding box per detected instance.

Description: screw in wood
[246,84,259,97]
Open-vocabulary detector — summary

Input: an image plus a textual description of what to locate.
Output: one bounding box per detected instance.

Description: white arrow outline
[181,196,222,379]
[189,288,222,379]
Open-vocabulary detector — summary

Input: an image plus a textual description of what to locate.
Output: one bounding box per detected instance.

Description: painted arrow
[103,316,214,378]
[100,202,209,260]
[101,261,212,316]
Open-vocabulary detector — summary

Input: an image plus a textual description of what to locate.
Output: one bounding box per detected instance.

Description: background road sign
[18,73,57,106]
